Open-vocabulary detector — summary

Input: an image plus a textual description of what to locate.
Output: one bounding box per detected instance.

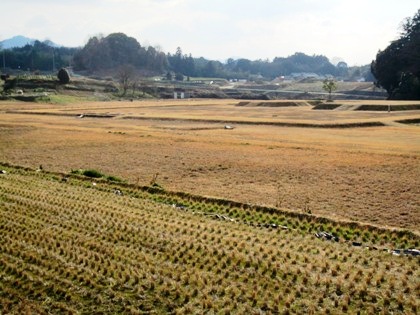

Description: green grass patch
[70,168,124,182]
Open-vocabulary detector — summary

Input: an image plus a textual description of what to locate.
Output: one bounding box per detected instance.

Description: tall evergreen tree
[372,9,420,99]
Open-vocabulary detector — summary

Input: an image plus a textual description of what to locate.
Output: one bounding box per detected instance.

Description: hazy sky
[1,0,419,65]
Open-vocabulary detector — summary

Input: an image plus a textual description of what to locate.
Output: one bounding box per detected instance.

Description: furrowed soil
[0,99,419,232]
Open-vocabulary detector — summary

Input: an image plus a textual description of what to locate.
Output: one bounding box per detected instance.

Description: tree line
[0,40,77,72]
[1,32,373,81]
[165,49,371,81]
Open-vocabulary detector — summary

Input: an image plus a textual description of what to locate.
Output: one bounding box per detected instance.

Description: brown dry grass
[1,99,419,232]
[1,166,418,313]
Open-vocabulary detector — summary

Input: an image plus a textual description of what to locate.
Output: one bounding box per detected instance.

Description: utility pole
[2,50,5,69]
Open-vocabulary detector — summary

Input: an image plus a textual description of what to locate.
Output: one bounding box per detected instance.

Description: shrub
[70,168,104,178]
[3,77,17,92]
[1,74,7,80]
[70,168,125,182]
[106,175,123,182]
[57,68,70,84]
[175,73,184,81]
[82,169,104,178]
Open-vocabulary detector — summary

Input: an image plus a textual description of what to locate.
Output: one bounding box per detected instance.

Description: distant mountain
[0,35,34,48]
[42,39,61,48]
[0,35,60,49]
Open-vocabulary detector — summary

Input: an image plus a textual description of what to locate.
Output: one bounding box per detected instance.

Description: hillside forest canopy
[1,32,372,82]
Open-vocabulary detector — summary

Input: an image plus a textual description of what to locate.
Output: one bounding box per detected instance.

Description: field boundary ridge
[1,162,418,250]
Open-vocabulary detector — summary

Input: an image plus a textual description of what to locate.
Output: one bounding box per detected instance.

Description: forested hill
[1,32,371,80]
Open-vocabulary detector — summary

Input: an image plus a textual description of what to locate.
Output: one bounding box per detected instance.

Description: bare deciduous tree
[117,64,136,96]
[322,79,337,101]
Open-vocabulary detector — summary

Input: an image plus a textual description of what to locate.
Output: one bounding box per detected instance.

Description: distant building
[290,73,317,80]
[173,92,185,99]
[174,88,188,99]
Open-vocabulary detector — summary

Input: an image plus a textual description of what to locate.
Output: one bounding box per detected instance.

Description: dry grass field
[1,99,419,232]
[0,165,419,314]
[1,98,420,314]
